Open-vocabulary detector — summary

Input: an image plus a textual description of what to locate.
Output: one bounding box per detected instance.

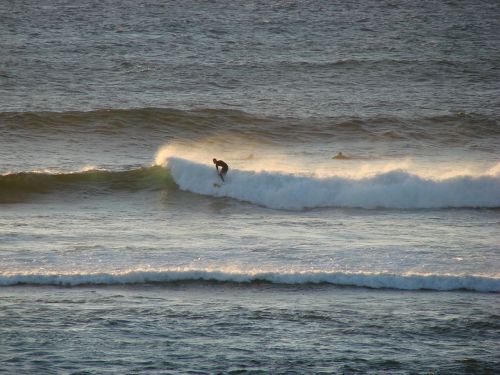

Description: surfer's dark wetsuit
[213,158,229,182]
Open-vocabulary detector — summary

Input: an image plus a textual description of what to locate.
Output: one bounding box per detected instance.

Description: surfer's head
[213,158,217,164]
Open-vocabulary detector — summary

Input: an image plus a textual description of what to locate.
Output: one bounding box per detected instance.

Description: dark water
[1,0,499,117]
[1,285,499,374]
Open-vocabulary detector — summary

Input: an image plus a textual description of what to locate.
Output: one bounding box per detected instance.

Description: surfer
[213,158,229,182]
[333,152,348,160]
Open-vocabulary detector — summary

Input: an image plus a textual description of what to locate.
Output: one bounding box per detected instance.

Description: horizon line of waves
[0,107,265,135]
[168,157,500,210]
[1,108,499,141]
[0,166,174,203]
[1,270,498,292]
[119,57,500,73]
[266,57,500,71]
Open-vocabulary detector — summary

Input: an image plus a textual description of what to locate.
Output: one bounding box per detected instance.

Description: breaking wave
[1,270,498,292]
[167,157,500,210]
[4,158,500,210]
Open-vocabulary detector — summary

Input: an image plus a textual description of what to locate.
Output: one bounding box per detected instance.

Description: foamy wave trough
[166,157,500,210]
[1,270,498,292]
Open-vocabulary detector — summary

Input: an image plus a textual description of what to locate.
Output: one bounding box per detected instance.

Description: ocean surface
[1,0,500,373]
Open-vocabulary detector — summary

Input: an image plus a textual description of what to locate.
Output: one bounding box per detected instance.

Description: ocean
[1,0,500,373]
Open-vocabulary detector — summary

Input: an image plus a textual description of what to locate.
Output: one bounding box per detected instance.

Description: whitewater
[3,155,500,210]
[1,269,499,293]
[165,157,500,210]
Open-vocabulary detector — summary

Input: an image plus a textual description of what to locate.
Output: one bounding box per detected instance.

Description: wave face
[1,270,498,292]
[167,158,500,210]
[0,166,173,203]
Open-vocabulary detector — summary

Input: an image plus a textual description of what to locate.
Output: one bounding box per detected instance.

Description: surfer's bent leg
[220,167,228,182]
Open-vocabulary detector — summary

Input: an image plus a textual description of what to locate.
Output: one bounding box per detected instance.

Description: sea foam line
[1,270,498,292]
[166,157,500,210]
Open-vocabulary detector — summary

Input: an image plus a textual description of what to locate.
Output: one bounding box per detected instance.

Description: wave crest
[1,270,498,292]
[167,157,500,210]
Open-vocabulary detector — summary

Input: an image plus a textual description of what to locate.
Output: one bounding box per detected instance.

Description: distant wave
[0,166,173,203]
[273,58,487,69]
[207,57,499,71]
[168,157,500,210]
[1,270,498,292]
[0,107,262,136]
[1,108,498,142]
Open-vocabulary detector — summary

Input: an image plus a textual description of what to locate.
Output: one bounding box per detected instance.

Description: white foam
[166,157,500,210]
[0,270,498,292]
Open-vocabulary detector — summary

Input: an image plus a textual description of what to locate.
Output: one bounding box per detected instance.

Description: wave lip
[1,270,498,293]
[167,157,500,210]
